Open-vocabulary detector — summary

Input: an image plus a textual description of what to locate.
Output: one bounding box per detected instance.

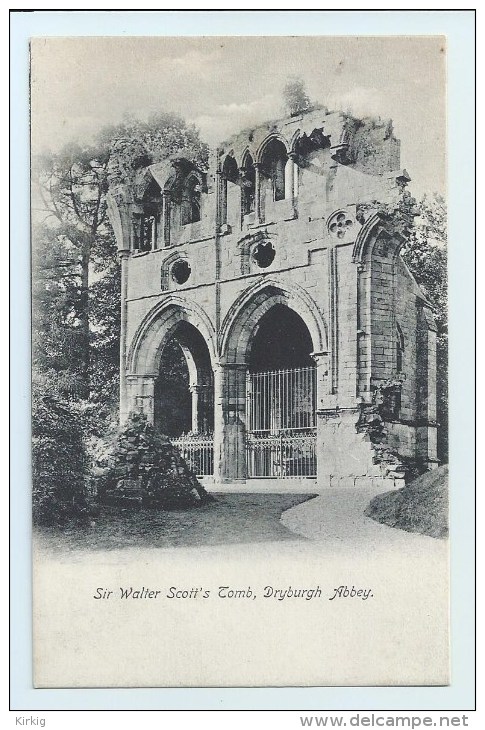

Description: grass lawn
[34,493,316,553]
[365,465,448,539]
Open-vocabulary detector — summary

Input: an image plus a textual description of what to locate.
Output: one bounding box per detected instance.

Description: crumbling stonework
[107,106,438,490]
[99,412,212,508]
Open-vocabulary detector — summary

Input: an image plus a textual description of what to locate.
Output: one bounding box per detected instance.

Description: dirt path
[281,487,448,558]
[35,485,447,563]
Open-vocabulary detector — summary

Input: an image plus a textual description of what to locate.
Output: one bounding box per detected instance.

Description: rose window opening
[328,211,354,238]
[171,260,191,285]
[252,241,276,269]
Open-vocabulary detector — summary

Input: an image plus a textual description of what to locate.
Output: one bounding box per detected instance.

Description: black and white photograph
[29,33,452,689]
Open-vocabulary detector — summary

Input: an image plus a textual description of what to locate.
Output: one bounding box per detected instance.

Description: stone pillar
[151,216,157,250]
[162,191,171,247]
[426,324,439,467]
[218,169,227,229]
[213,362,248,483]
[285,153,298,204]
[417,305,439,468]
[190,384,201,434]
[254,162,263,224]
[126,374,157,425]
[119,251,130,424]
[312,351,331,410]
[311,351,335,488]
[284,157,294,202]
[292,155,299,200]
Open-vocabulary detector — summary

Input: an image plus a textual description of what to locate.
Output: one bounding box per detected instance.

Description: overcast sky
[31,36,446,197]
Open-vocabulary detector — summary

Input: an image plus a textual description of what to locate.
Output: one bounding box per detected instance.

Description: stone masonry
[107,106,439,489]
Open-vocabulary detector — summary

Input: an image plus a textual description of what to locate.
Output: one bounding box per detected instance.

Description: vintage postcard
[30,35,450,688]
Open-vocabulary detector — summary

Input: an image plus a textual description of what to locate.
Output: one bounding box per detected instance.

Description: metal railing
[247,366,316,433]
[246,428,317,478]
[171,433,214,477]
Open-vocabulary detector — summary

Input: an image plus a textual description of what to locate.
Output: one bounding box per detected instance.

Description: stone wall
[108,105,438,487]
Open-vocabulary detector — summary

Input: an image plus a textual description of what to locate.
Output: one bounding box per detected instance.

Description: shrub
[32,374,89,525]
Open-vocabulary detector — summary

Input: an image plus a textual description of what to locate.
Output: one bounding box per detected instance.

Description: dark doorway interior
[248,304,314,372]
[154,339,191,437]
[154,322,214,437]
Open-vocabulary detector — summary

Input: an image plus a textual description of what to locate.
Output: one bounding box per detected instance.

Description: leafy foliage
[31,112,209,523]
[32,373,88,525]
[32,140,112,398]
[401,194,447,334]
[32,224,88,397]
[401,193,448,461]
[283,77,313,117]
[103,112,209,185]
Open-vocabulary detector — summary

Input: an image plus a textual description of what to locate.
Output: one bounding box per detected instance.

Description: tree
[283,76,312,117]
[31,112,210,522]
[401,193,448,462]
[101,111,209,186]
[33,142,111,398]
[32,111,209,406]
[32,222,89,398]
[32,373,88,525]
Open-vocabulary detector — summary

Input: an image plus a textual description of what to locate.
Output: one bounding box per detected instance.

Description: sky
[30,36,446,197]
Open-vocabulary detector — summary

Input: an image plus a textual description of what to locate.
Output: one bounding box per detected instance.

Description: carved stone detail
[327,210,355,239]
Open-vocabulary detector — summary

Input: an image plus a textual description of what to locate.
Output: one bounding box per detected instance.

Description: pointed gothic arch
[219,279,328,365]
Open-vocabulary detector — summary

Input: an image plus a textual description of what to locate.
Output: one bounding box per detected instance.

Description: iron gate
[171,433,214,477]
[246,366,317,478]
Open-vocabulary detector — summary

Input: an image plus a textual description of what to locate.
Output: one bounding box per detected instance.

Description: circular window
[171,260,191,285]
[252,241,276,269]
[328,210,354,238]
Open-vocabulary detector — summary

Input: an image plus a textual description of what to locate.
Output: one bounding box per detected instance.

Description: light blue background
[11,10,475,711]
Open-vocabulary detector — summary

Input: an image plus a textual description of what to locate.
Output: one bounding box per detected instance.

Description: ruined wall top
[217,106,401,176]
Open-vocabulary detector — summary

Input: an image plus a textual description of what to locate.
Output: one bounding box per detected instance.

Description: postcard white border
[10,9,475,711]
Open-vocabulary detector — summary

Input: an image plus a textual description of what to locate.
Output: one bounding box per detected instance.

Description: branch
[68,167,90,230]
[47,179,63,221]
[36,182,63,224]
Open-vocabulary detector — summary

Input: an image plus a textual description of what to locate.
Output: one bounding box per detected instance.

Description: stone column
[218,168,227,229]
[126,374,157,425]
[311,351,334,488]
[254,162,263,224]
[119,251,130,424]
[311,351,332,410]
[425,316,438,467]
[190,384,201,434]
[292,154,299,200]
[285,153,298,203]
[162,191,171,247]
[213,362,248,483]
[150,216,157,250]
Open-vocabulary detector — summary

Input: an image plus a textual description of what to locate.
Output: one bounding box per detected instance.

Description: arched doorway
[128,301,216,477]
[154,321,214,435]
[154,339,191,437]
[246,304,317,479]
[153,321,214,477]
[217,281,327,482]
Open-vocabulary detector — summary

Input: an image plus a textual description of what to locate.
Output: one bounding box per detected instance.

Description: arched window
[181,174,201,225]
[133,178,162,252]
[221,155,239,225]
[223,155,238,184]
[260,138,288,202]
[241,153,256,215]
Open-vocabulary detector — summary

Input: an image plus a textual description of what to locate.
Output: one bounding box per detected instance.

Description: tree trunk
[80,242,91,398]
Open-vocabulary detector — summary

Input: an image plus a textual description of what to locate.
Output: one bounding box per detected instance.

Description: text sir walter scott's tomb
[107,106,438,489]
